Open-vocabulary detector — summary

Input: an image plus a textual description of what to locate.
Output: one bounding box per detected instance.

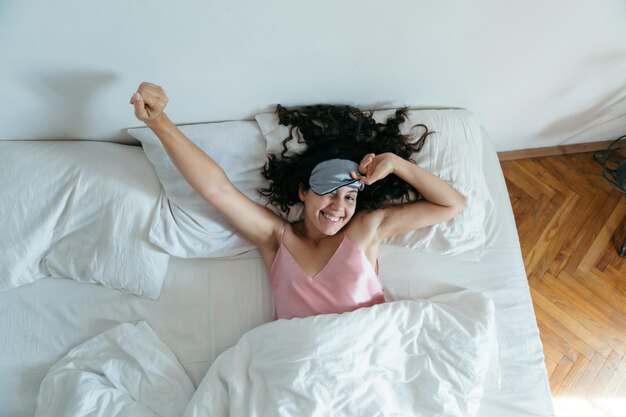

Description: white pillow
[127,121,269,258]
[0,141,170,299]
[255,109,494,260]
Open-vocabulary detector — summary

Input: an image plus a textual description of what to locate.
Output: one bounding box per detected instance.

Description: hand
[351,153,397,185]
[130,82,168,125]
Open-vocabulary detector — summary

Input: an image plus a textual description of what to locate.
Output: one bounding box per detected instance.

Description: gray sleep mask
[309,159,365,195]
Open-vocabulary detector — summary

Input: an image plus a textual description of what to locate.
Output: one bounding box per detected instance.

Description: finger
[358,159,370,174]
[140,81,160,89]
[138,82,168,101]
[359,153,374,171]
[138,89,168,112]
[360,172,382,186]
[350,170,363,180]
[138,96,162,116]
[352,166,369,184]
[359,154,371,166]
[138,82,164,97]
[132,93,149,120]
[137,87,161,104]
[130,91,142,104]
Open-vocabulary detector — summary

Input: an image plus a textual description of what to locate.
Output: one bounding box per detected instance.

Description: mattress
[0,132,554,417]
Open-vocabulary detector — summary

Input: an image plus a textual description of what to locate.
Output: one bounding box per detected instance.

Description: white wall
[1,0,625,151]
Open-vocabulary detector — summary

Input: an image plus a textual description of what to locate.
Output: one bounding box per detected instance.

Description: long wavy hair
[259,104,433,216]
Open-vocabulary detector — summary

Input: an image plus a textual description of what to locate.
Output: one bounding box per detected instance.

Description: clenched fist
[130,82,168,125]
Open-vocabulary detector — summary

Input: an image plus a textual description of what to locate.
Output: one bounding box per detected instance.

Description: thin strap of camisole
[279,222,286,243]
[279,224,376,271]
[274,223,380,278]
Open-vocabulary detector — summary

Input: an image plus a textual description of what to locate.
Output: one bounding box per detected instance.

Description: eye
[346,195,356,202]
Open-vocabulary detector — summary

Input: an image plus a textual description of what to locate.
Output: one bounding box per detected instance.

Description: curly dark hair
[259,104,433,216]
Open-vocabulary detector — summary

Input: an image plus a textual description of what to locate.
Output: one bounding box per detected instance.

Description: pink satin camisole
[269,223,385,320]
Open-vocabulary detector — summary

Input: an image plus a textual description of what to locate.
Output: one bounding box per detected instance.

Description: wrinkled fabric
[184,292,497,417]
[0,141,169,298]
[35,322,194,417]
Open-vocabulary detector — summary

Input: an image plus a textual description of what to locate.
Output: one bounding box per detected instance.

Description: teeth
[321,212,341,222]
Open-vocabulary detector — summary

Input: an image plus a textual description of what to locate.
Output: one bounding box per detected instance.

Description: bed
[0,109,555,417]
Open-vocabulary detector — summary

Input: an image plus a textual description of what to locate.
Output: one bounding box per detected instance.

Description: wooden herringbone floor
[501,151,626,417]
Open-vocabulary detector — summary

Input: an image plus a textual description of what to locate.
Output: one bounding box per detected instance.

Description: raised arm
[130,82,282,254]
[353,152,467,241]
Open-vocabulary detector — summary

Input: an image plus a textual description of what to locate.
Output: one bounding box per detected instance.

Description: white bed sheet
[203,132,555,417]
[0,132,554,417]
[382,133,554,417]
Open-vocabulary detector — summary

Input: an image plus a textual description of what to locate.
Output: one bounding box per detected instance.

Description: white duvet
[35,322,195,417]
[36,291,497,417]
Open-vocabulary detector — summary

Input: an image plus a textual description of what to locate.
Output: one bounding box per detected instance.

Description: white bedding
[0,141,170,298]
[0,129,554,417]
[184,293,496,417]
[35,322,195,417]
[33,293,496,417]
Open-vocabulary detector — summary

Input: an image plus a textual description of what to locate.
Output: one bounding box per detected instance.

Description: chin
[317,215,348,235]
[321,226,342,236]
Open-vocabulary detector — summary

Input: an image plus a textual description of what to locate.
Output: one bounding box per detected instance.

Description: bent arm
[357,153,467,241]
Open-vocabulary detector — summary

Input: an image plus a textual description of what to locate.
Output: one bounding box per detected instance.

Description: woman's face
[299,185,358,236]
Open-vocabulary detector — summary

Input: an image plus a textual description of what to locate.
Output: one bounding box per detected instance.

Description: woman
[130,82,467,319]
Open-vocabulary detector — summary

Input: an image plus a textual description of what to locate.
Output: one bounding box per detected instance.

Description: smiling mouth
[321,211,342,222]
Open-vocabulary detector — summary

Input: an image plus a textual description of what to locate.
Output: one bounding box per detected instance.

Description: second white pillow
[255,108,493,261]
